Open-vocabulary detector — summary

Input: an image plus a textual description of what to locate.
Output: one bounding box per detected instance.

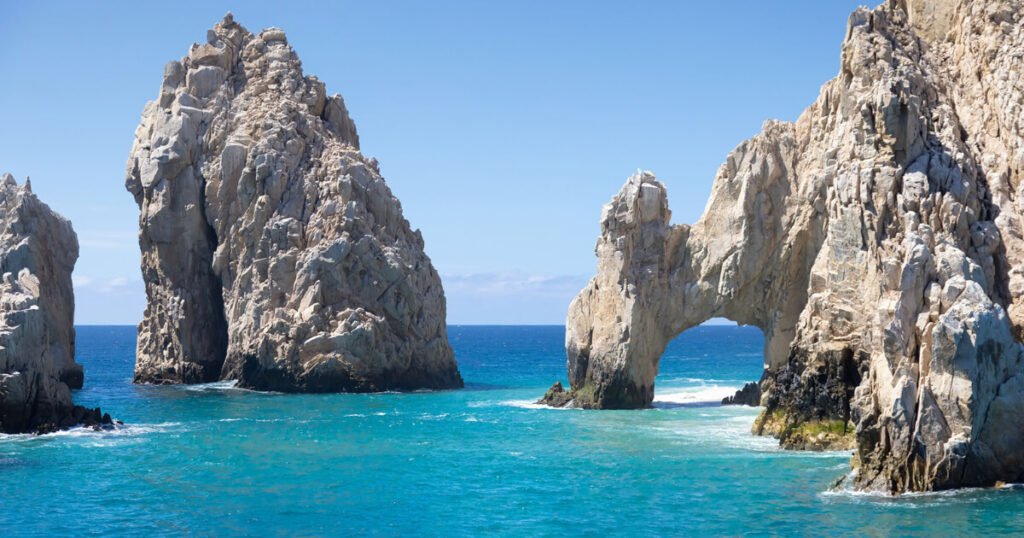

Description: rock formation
[546,0,1024,493]
[126,14,462,392]
[721,382,761,407]
[0,174,111,434]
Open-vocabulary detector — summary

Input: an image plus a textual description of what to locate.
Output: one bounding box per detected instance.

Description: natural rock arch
[545,0,1024,494]
[562,120,819,410]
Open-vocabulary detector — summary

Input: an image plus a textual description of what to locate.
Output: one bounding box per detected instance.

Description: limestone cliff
[0,174,111,433]
[126,14,462,392]
[548,0,1024,493]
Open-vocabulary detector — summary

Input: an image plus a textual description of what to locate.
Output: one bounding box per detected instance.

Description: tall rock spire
[0,173,111,433]
[126,17,461,392]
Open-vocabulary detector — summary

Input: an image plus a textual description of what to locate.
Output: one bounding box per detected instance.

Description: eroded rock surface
[126,14,461,392]
[0,174,111,433]
[549,0,1024,492]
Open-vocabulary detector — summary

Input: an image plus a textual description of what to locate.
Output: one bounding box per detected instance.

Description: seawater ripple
[2,325,1023,536]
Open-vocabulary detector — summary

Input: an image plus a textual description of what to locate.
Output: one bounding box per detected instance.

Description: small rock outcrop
[539,382,573,407]
[0,174,111,433]
[126,14,462,392]
[549,0,1024,493]
[722,382,761,407]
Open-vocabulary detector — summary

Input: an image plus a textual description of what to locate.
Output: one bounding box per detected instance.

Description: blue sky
[0,0,868,325]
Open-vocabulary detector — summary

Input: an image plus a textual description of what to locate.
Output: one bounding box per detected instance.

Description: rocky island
[543,0,1024,493]
[0,174,111,433]
[126,14,462,392]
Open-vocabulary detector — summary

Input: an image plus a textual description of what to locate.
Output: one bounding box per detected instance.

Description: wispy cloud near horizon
[441,272,590,325]
[77,230,137,250]
[73,274,145,325]
[442,272,590,297]
[73,274,139,294]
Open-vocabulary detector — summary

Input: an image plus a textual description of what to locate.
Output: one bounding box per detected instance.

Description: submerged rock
[0,174,110,434]
[556,0,1024,492]
[126,14,462,392]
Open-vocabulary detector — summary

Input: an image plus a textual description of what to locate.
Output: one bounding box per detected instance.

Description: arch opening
[648,321,766,410]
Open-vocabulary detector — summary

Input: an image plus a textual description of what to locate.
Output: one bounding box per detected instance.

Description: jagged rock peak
[548,0,1024,493]
[126,17,462,392]
[0,174,112,433]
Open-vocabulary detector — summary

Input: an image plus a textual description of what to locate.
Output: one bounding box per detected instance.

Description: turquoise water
[3,325,1024,536]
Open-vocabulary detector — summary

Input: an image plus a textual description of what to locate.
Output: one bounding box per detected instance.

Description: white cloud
[73,274,145,325]
[440,272,590,324]
[441,272,590,297]
[73,274,139,294]
[78,230,137,249]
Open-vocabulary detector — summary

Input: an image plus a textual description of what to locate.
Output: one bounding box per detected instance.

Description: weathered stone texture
[127,14,462,392]
[0,174,110,433]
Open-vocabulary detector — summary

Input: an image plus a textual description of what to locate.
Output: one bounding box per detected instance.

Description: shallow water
[3,325,1024,535]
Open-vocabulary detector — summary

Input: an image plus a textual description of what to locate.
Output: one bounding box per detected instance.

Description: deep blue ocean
[3,325,1024,536]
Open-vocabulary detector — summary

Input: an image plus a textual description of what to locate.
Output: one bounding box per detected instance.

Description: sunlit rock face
[126,14,462,393]
[550,0,1024,493]
[0,174,111,433]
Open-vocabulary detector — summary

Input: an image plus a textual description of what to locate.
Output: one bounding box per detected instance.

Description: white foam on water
[502,399,547,409]
[819,469,1004,505]
[181,380,240,391]
[0,421,184,447]
[501,399,577,410]
[176,379,287,395]
[462,415,499,423]
[658,377,745,385]
[55,422,181,438]
[495,381,740,410]
[648,421,782,454]
[207,417,319,425]
[652,385,739,406]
